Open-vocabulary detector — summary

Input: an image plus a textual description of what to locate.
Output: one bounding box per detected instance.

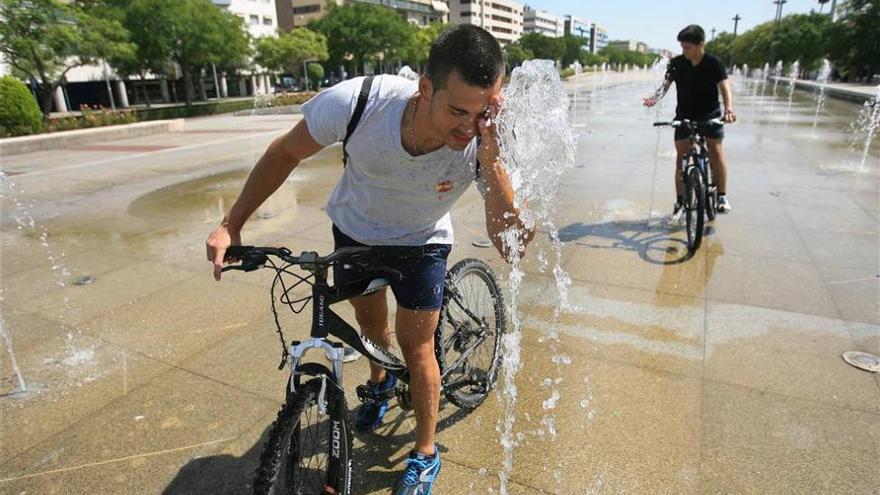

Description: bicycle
[653,118,724,252]
[221,245,506,494]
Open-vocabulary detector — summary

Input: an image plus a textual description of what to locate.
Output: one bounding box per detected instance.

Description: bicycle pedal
[355,383,396,403]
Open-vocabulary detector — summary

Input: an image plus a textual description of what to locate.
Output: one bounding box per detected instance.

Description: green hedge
[133,98,258,121]
[8,91,318,137]
[0,76,43,137]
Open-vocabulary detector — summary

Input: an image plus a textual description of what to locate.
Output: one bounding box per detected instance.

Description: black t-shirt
[665,54,728,120]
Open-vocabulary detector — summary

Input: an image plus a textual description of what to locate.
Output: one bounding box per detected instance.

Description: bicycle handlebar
[653,118,724,128]
[221,245,409,283]
[221,245,373,273]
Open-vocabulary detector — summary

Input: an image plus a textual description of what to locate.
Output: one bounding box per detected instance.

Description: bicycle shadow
[557,217,716,265]
[162,428,268,494]
[161,398,476,494]
[349,399,478,492]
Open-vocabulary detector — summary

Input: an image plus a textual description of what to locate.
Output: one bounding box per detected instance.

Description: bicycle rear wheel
[254,376,352,495]
[439,258,506,410]
[704,162,717,222]
[684,166,705,253]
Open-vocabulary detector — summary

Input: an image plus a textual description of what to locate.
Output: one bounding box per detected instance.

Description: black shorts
[674,120,724,141]
[332,225,451,311]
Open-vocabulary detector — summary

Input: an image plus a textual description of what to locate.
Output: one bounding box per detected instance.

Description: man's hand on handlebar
[206,220,241,281]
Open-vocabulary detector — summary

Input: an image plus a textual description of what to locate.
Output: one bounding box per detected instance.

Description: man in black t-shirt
[644,24,736,217]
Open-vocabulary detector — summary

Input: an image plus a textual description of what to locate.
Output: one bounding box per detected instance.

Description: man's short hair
[426,24,503,90]
[677,25,705,44]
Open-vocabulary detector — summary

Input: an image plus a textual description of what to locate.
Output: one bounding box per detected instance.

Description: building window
[293,4,320,14]
[249,14,259,25]
[263,16,273,25]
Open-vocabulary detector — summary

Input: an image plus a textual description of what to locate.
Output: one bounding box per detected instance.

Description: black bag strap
[342,76,374,167]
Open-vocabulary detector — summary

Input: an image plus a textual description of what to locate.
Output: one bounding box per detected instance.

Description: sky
[523,0,831,52]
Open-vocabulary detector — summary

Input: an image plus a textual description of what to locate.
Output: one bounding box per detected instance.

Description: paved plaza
[1,71,878,493]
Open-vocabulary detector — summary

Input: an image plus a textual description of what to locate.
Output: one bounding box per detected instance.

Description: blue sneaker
[354,373,396,432]
[394,447,441,495]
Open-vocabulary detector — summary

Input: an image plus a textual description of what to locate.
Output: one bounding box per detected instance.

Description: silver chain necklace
[408,94,421,156]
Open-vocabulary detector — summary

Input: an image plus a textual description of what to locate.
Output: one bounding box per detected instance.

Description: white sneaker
[671,203,685,224]
[716,196,731,214]
[342,346,361,363]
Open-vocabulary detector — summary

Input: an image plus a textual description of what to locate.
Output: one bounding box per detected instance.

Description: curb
[0,119,185,157]
[771,77,877,104]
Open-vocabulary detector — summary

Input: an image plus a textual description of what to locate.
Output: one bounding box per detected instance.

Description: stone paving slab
[1,70,877,494]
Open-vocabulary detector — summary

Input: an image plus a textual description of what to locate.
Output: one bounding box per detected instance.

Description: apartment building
[277,0,448,31]
[590,22,608,53]
[213,0,278,38]
[608,39,648,53]
[523,5,563,37]
[449,0,524,46]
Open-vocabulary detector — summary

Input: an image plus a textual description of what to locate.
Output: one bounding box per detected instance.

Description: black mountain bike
[222,245,506,495]
[653,118,723,252]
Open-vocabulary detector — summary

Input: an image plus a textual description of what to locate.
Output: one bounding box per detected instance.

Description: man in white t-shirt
[206,25,532,494]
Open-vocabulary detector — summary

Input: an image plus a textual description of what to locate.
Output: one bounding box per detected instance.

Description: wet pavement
[1,70,878,494]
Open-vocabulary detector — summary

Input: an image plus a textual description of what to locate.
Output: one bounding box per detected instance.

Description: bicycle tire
[703,161,717,222]
[254,377,353,495]
[440,258,506,410]
[684,166,705,253]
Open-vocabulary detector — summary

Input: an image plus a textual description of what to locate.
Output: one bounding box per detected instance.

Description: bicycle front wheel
[440,258,506,410]
[684,166,705,253]
[254,376,352,495]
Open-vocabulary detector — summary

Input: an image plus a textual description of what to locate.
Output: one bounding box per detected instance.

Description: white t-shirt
[301,75,481,246]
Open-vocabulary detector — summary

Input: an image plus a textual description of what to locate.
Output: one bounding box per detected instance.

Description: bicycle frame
[287,260,489,397]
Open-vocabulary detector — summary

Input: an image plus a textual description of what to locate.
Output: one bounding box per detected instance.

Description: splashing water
[772,60,784,97]
[571,61,583,128]
[397,65,419,81]
[849,85,880,171]
[1,173,95,398]
[495,59,578,494]
[785,61,800,127]
[811,59,833,137]
[1,307,28,397]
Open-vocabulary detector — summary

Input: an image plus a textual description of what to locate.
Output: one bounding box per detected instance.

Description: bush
[559,68,575,79]
[45,105,137,133]
[273,91,317,106]
[0,76,43,137]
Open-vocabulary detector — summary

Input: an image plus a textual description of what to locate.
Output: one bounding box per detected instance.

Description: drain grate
[841,351,880,373]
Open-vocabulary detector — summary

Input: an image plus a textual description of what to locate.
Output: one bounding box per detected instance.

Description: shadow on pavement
[162,396,477,493]
[558,218,700,265]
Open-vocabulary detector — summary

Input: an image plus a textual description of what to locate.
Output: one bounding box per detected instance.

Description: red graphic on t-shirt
[436,180,453,193]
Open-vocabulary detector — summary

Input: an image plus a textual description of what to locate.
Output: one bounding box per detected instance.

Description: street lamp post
[774,0,787,23]
[732,14,741,36]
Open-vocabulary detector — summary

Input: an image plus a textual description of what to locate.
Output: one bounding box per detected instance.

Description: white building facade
[523,6,563,37]
[449,0,524,46]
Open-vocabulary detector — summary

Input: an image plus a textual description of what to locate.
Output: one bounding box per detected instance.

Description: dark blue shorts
[332,225,451,311]
[674,119,724,141]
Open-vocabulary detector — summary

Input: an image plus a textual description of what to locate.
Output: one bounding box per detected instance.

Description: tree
[560,35,586,67]
[504,43,533,70]
[705,31,736,65]
[306,62,325,90]
[828,0,880,81]
[0,0,133,114]
[255,28,328,77]
[731,14,832,72]
[115,0,250,106]
[310,3,412,77]
[400,22,452,73]
[517,33,564,63]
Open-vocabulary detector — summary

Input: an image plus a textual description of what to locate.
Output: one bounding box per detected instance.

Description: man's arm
[206,119,324,280]
[719,79,736,122]
[643,78,672,107]
[477,97,535,261]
